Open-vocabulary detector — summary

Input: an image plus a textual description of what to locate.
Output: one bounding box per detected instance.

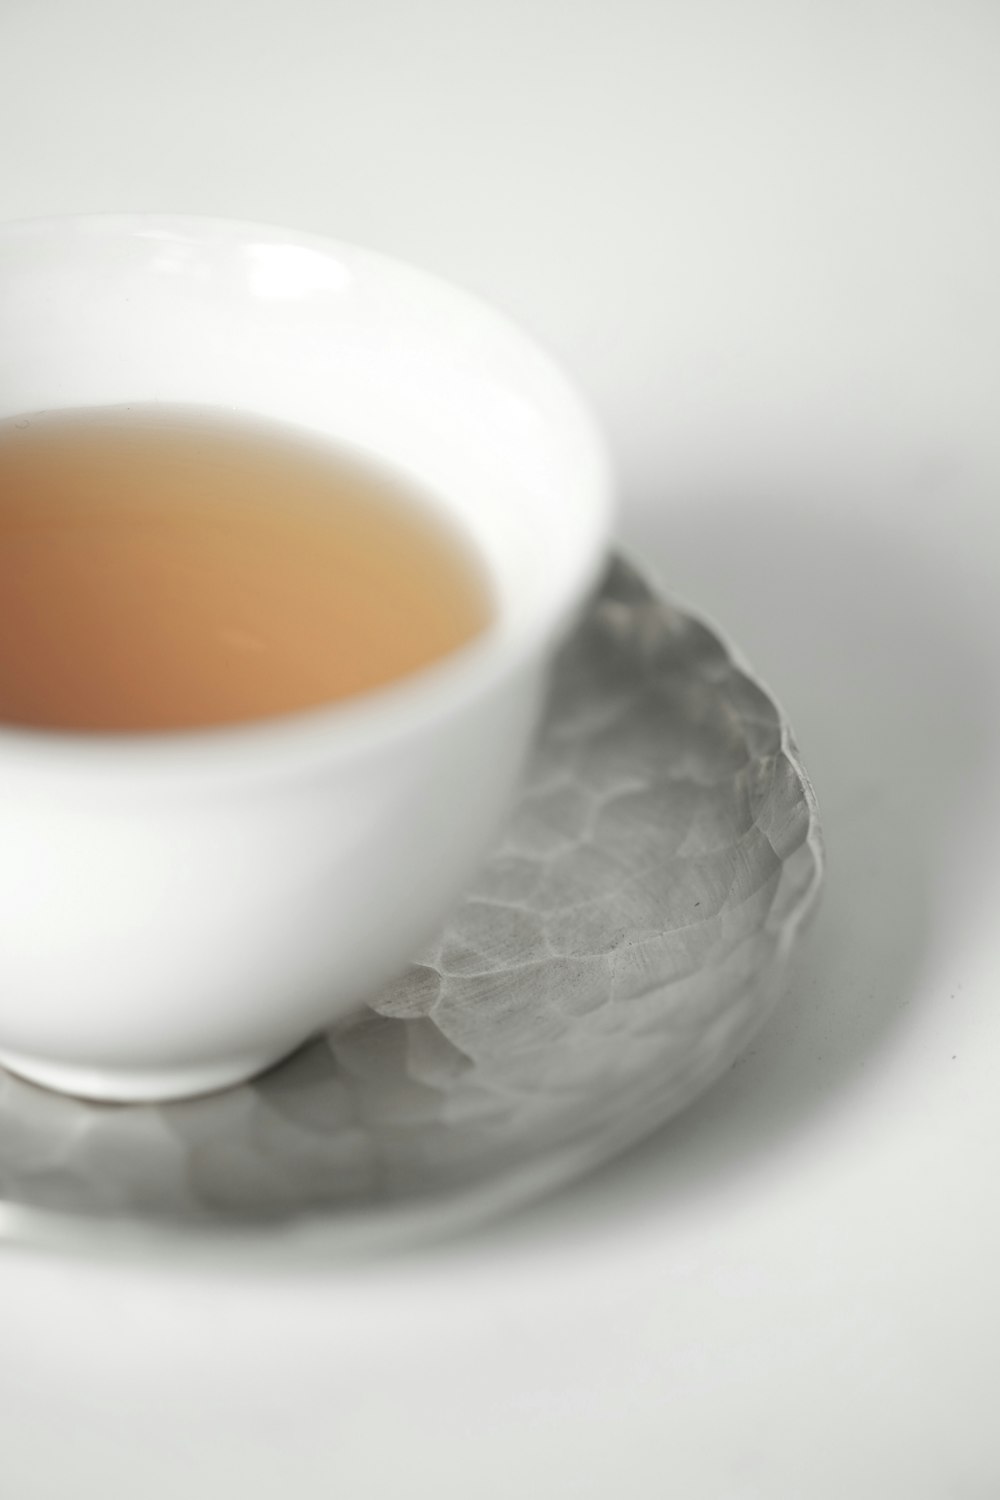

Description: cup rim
[0,212,614,782]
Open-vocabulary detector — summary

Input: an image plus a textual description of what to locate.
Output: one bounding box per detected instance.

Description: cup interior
[0,216,613,670]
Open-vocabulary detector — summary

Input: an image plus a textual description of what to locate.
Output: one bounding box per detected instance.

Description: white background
[2,2,1000,1495]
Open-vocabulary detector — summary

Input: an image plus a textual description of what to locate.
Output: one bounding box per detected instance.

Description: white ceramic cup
[0,215,613,1102]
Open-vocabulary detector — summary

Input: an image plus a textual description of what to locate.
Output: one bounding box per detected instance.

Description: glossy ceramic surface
[0,215,612,1100]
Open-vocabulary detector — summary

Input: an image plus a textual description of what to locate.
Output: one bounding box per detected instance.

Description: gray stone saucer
[0,555,822,1256]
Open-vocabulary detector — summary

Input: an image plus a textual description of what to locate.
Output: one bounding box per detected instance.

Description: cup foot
[0,1045,289,1102]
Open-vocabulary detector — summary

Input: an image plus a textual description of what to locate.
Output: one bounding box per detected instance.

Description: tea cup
[0,214,612,1101]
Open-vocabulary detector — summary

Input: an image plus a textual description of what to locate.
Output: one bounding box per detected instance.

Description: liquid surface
[0,407,492,732]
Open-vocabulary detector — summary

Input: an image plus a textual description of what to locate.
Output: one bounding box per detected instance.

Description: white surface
[1,0,999,1495]
[0,215,609,1098]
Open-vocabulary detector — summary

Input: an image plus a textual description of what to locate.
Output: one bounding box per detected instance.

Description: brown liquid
[0,406,492,732]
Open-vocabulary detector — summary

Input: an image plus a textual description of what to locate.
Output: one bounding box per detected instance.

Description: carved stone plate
[0,556,822,1256]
